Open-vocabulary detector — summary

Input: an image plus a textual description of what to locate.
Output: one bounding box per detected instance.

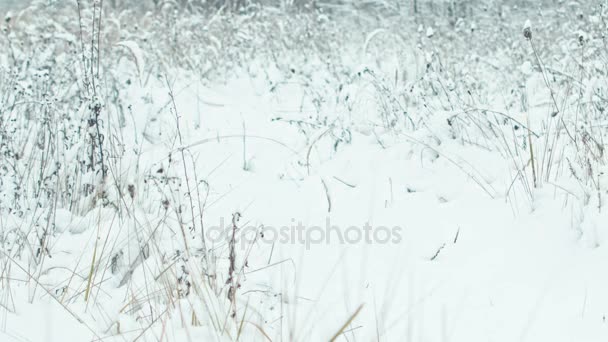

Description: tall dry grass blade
[329,304,364,342]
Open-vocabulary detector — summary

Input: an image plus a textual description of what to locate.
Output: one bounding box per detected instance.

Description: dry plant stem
[528,37,559,116]
[527,36,576,184]
[224,219,261,335]
[76,0,89,94]
[178,135,297,155]
[321,178,331,212]
[306,128,332,175]
[329,304,364,341]
[96,0,103,78]
[84,211,101,304]
[191,157,210,264]
[226,212,240,320]
[527,115,537,189]
[456,107,539,138]
[90,1,96,91]
[236,298,250,340]
[166,77,197,259]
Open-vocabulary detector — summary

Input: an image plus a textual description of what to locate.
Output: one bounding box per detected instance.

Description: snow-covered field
[1,1,608,341]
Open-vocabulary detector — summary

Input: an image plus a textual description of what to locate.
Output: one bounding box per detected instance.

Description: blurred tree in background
[0,0,562,16]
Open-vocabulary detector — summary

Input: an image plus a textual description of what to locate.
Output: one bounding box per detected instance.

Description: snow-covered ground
[2,1,608,341]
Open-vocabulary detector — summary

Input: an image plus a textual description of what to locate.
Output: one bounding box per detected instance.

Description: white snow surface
[1,70,608,342]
